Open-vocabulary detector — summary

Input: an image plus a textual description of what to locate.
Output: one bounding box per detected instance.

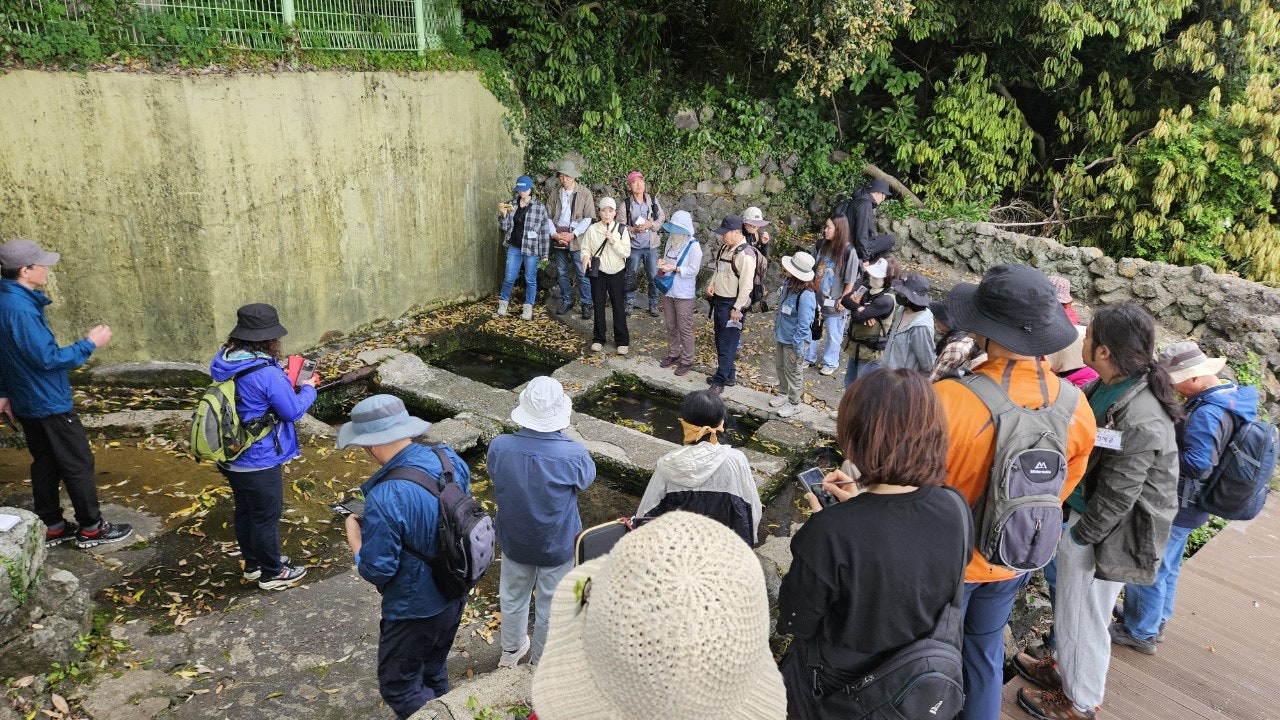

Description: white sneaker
[769,395,790,408]
[617,346,629,355]
[818,366,837,376]
[497,300,509,317]
[777,403,801,418]
[591,342,603,352]
[521,304,533,321]
[498,634,531,669]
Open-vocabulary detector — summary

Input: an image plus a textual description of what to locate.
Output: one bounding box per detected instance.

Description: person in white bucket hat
[488,377,596,669]
[531,511,786,719]
[771,251,818,418]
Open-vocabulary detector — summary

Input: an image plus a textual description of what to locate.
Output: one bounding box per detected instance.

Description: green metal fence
[10,0,461,56]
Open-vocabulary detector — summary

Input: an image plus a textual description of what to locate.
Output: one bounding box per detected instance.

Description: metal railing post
[413,0,427,56]
[281,0,295,27]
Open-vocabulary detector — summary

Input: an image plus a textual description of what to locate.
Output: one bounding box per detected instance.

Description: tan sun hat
[1158,341,1228,384]
[531,511,786,720]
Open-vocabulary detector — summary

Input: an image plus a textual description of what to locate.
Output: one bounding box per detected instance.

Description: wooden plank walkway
[1001,501,1280,720]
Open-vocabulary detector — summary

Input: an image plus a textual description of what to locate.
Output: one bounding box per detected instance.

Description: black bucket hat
[229,303,288,342]
[868,178,893,196]
[929,300,953,328]
[944,264,1078,357]
[891,272,931,307]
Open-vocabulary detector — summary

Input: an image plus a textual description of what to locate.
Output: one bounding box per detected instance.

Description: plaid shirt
[930,335,979,381]
[499,198,551,259]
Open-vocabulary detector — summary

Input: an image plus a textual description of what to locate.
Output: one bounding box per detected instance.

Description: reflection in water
[580,385,766,451]
[430,348,560,391]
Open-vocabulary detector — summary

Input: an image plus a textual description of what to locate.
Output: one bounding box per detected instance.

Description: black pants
[377,599,466,719]
[218,465,285,576]
[19,412,102,529]
[591,269,630,346]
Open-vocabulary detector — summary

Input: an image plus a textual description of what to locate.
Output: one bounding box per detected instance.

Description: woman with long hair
[1014,301,1180,720]
[806,215,858,375]
[208,303,318,590]
[636,390,762,545]
[778,369,972,719]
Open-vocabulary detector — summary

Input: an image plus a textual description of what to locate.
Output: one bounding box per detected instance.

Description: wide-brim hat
[929,300,953,328]
[865,257,889,279]
[511,376,573,432]
[229,303,288,342]
[945,264,1079,357]
[532,512,787,720]
[782,252,816,282]
[1159,341,1228,384]
[663,210,695,236]
[337,394,432,449]
[555,160,582,179]
[0,239,60,271]
[891,272,931,307]
[742,206,770,228]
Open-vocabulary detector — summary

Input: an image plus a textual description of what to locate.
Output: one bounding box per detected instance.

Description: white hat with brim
[510,376,573,433]
[531,512,787,720]
[742,206,770,228]
[865,258,889,279]
[336,394,432,449]
[1159,341,1229,384]
[782,252,816,282]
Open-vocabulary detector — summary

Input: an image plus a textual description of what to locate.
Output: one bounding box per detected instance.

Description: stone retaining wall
[889,217,1280,415]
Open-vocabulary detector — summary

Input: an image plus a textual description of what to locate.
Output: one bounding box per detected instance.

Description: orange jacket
[935,358,1097,583]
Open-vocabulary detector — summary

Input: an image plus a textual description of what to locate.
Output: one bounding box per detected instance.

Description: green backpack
[190,363,278,463]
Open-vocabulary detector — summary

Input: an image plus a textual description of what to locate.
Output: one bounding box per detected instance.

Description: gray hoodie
[638,442,762,544]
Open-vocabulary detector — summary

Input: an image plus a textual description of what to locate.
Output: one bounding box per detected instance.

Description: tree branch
[992,81,1046,165]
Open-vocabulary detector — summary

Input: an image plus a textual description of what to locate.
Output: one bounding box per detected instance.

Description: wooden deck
[1001,502,1280,720]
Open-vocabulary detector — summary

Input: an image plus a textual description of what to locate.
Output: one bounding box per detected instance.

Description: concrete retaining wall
[0,70,523,362]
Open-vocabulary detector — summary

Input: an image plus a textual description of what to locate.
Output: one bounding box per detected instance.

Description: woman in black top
[778,368,972,720]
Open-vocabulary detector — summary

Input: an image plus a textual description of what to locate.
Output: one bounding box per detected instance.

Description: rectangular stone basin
[577,377,767,452]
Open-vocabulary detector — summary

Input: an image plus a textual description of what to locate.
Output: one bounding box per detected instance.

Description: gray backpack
[961,372,1080,572]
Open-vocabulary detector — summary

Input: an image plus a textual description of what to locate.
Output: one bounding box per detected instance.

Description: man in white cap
[338,394,471,719]
[0,238,132,549]
[1112,341,1251,654]
[546,160,596,319]
[487,377,595,668]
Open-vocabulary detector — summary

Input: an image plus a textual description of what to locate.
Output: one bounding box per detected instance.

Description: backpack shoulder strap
[231,361,273,381]
[382,465,444,496]
[431,446,456,484]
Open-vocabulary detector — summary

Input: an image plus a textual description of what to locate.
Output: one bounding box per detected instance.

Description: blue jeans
[805,313,846,370]
[377,599,466,719]
[1123,524,1194,640]
[219,465,285,577]
[710,297,742,386]
[552,247,590,307]
[959,575,1029,720]
[625,246,659,309]
[500,245,539,305]
[499,558,573,665]
[844,353,881,387]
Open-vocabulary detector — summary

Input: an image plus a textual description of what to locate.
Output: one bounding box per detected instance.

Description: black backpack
[1181,397,1277,520]
[728,243,766,308]
[382,447,496,599]
[811,487,971,720]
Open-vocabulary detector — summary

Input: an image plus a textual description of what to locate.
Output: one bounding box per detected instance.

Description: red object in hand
[285,355,305,387]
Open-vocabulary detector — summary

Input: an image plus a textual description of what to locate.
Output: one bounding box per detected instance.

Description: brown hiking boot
[1013,651,1063,691]
[1016,688,1097,720]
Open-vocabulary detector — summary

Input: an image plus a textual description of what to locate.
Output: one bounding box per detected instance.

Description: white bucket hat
[782,251,816,282]
[532,511,786,720]
[511,376,573,432]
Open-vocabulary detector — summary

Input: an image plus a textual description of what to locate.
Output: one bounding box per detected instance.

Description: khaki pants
[775,342,805,404]
[661,296,696,365]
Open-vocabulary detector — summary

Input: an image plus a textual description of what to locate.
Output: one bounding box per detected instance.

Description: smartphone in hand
[797,467,837,507]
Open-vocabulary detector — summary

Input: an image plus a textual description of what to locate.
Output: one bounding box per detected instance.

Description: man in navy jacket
[0,239,132,549]
[339,394,470,720]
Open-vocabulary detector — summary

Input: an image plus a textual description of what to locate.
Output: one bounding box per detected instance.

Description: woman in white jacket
[637,390,762,544]
[580,197,632,354]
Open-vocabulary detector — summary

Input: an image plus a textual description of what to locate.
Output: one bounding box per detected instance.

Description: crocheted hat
[532,511,786,720]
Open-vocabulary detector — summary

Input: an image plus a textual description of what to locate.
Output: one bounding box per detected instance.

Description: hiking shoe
[617,346,629,356]
[76,521,133,549]
[258,564,307,590]
[1112,600,1124,622]
[818,366,837,376]
[1016,688,1096,720]
[497,300,509,317]
[648,305,660,317]
[709,384,724,394]
[1013,651,1063,691]
[45,521,80,548]
[674,363,692,376]
[580,306,592,320]
[659,355,679,368]
[498,634,531,669]
[1108,622,1157,655]
[777,403,800,418]
[521,304,534,321]
[769,395,790,408]
[591,342,603,352]
[556,302,574,316]
[724,376,737,387]
[243,555,292,581]
[1156,622,1166,643]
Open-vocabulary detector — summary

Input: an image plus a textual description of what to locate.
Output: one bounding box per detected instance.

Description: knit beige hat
[531,511,786,720]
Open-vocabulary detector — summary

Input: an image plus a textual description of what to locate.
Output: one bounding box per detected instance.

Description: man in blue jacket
[1113,341,1255,654]
[338,395,470,720]
[488,377,595,668]
[0,239,132,549]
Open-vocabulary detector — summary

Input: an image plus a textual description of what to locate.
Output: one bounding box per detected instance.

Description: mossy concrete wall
[0,70,522,362]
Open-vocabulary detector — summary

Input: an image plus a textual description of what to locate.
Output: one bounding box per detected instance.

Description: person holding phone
[579,197,632,354]
[778,369,971,719]
[208,303,318,590]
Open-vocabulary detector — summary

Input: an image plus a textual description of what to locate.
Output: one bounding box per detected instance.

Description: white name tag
[526,230,538,238]
[1095,428,1123,450]
[823,298,835,308]
[781,304,794,315]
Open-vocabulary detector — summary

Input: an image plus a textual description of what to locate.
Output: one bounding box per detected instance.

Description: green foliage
[1185,515,1229,558]
[1230,351,1266,391]
[772,0,912,100]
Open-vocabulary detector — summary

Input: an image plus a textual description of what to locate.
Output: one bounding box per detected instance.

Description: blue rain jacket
[0,279,96,418]
[209,349,316,469]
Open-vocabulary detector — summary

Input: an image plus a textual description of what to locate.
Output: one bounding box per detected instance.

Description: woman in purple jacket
[208,304,318,590]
